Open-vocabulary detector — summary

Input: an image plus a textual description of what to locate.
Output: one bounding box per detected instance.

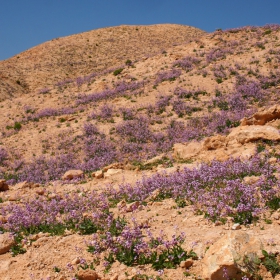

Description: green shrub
[113,68,123,76]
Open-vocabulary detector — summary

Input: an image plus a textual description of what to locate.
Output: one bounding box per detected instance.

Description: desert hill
[0,24,205,100]
[0,24,280,279]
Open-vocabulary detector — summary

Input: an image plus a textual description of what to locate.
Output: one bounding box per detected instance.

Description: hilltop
[0,24,205,100]
[0,24,280,280]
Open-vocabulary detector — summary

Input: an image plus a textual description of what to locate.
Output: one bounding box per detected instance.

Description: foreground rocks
[202,232,263,280]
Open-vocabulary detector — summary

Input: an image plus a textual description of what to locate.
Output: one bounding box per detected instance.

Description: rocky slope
[0,24,280,280]
[0,24,205,100]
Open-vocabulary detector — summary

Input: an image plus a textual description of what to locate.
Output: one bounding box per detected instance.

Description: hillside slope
[0,24,280,280]
[0,24,205,100]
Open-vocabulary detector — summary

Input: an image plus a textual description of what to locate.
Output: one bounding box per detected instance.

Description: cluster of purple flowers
[154,69,181,84]
[76,80,144,105]
[172,56,200,72]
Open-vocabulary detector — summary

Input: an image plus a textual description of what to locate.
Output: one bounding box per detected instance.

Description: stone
[271,212,280,220]
[180,259,194,268]
[227,125,280,145]
[117,200,126,209]
[126,201,140,212]
[76,269,100,280]
[104,169,122,178]
[35,188,45,195]
[103,163,123,172]
[232,223,241,230]
[173,141,202,160]
[13,181,34,190]
[0,180,9,191]
[203,135,227,150]
[0,215,7,224]
[71,257,80,265]
[202,232,263,280]
[94,170,103,179]
[110,274,118,280]
[243,176,260,185]
[241,104,280,126]
[0,233,15,254]
[62,169,84,180]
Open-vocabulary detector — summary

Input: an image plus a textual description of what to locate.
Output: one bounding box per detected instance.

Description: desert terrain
[0,23,280,280]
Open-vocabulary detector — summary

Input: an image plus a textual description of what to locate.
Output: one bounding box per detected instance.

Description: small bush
[14,122,22,130]
[113,68,124,76]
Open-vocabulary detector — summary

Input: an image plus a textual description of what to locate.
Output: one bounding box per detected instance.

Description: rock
[0,215,7,224]
[227,125,280,145]
[271,212,280,220]
[203,135,227,150]
[0,233,15,254]
[0,180,9,191]
[126,201,140,212]
[93,170,103,179]
[202,232,263,280]
[117,200,126,209]
[62,169,84,180]
[76,269,100,280]
[269,157,278,164]
[180,259,194,268]
[145,189,161,201]
[103,163,123,172]
[35,188,45,195]
[232,223,241,230]
[110,274,118,280]
[13,181,35,190]
[104,169,122,178]
[71,257,80,265]
[173,141,202,160]
[241,104,280,125]
[243,175,260,185]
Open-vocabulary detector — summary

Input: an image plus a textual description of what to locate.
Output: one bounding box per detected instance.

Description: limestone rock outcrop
[241,104,280,125]
[201,232,263,280]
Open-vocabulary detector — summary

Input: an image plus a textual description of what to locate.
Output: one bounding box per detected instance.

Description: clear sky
[1,0,279,60]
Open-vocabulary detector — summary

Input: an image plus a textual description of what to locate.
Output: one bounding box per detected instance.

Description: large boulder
[227,125,280,145]
[201,232,263,280]
[0,233,15,254]
[241,104,280,125]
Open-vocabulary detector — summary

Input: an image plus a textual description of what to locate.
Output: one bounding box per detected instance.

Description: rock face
[0,233,15,254]
[0,180,9,191]
[61,170,84,180]
[227,125,280,144]
[202,232,263,280]
[241,105,280,125]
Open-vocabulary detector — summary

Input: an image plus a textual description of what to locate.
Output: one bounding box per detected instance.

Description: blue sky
[1,0,279,60]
